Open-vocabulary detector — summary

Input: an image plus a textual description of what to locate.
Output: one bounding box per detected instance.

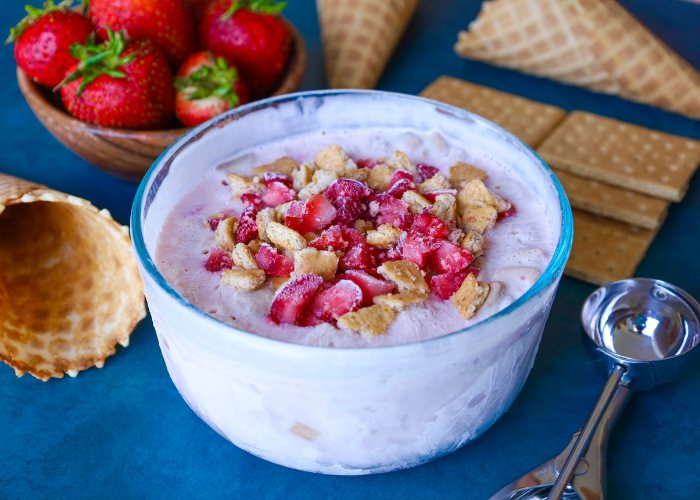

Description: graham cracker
[537,111,700,202]
[419,76,567,148]
[565,210,657,286]
[554,169,669,230]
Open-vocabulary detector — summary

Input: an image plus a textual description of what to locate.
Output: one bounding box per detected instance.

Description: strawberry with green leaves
[199,0,292,98]
[174,50,250,127]
[87,0,197,67]
[7,0,94,88]
[58,30,174,129]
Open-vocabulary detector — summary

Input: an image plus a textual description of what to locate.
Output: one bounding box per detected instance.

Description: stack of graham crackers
[420,76,700,286]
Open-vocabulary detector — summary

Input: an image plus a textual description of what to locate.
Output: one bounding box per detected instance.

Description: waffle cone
[317,0,420,89]
[455,0,700,120]
[0,173,146,381]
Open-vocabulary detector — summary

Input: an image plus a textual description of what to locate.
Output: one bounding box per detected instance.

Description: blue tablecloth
[2,1,700,498]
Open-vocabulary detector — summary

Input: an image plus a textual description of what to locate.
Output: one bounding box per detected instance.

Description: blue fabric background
[2,1,700,498]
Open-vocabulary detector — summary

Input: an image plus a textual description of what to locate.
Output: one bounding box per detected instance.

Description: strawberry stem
[54,29,137,94]
[6,0,76,44]
[220,0,287,21]
[173,52,243,108]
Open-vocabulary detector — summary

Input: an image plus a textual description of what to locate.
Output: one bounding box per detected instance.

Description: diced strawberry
[376,212,414,231]
[255,243,294,277]
[262,181,296,207]
[208,218,222,231]
[207,209,237,230]
[388,169,414,188]
[429,271,468,300]
[369,193,410,217]
[387,179,416,198]
[423,190,458,202]
[309,280,363,322]
[333,196,364,223]
[401,231,441,268]
[241,193,265,212]
[325,178,373,200]
[466,266,480,277]
[205,247,234,272]
[417,163,439,181]
[376,246,403,265]
[356,158,377,169]
[340,227,367,246]
[309,225,346,251]
[268,274,324,325]
[340,243,377,271]
[297,309,325,327]
[285,200,306,231]
[411,210,450,239]
[431,241,474,274]
[345,269,396,306]
[236,206,259,244]
[300,194,337,233]
[263,171,293,188]
[498,203,517,221]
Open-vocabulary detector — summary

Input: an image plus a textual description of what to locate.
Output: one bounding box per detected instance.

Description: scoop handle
[546,364,627,500]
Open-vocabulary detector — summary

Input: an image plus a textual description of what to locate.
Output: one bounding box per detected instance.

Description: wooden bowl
[17,18,307,182]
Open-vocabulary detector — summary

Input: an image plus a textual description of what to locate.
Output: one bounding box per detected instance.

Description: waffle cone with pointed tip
[317,0,420,89]
[455,0,700,120]
[0,173,146,381]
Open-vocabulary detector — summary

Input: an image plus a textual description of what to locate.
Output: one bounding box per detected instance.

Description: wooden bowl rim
[16,16,306,140]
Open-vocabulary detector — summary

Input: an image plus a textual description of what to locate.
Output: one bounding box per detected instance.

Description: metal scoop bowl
[490,278,700,500]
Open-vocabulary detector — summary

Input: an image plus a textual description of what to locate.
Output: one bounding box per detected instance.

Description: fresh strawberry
[255,243,293,277]
[428,271,467,300]
[332,196,364,224]
[340,243,377,272]
[284,200,305,231]
[388,169,413,188]
[297,194,336,234]
[376,246,403,265]
[386,178,416,198]
[417,163,439,181]
[340,227,367,247]
[58,31,174,129]
[241,193,265,211]
[236,206,259,243]
[411,211,449,239]
[356,158,377,169]
[325,178,373,200]
[498,203,517,221]
[199,0,291,97]
[268,274,323,325]
[309,225,346,251]
[184,0,214,22]
[375,212,413,231]
[344,269,395,306]
[174,51,250,127]
[309,280,363,322]
[263,171,293,188]
[430,241,474,274]
[369,193,409,217]
[88,0,196,67]
[422,190,457,202]
[8,0,94,88]
[205,246,234,272]
[297,309,325,327]
[401,231,441,268]
[262,181,296,206]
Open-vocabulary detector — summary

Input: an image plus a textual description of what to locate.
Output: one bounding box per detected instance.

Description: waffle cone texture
[455,0,700,120]
[0,173,146,381]
[317,0,420,89]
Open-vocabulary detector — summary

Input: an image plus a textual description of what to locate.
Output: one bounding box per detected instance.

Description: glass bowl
[131,90,573,475]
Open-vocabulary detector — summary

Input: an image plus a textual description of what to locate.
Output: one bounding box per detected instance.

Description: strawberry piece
[263,171,293,188]
[423,190,458,202]
[208,218,222,231]
[388,169,414,188]
[369,193,410,217]
[325,178,373,200]
[340,227,367,246]
[386,179,416,198]
[428,271,468,300]
[299,195,337,233]
[401,231,441,268]
[498,203,517,221]
[431,241,474,274]
[340,243,377,271]
[417,163,439,181]
[309,280,363,322]
[345,270,395,306]
[376,247,403,265]
[376,212,413,231]
[262,181,296,207]
[411,211,449,239]
[332,196,364,223]
[241,193,265,212]
[297,310,325,327]
[356,158,377,169]
[309,225,346,251]
[205,247,234,272]
[236,206,258,244]
[284,200,306,231]
[255,243,294,277]
[268,274,324,325]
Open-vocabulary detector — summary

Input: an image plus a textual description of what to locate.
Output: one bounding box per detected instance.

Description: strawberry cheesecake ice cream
[155,129,554,347]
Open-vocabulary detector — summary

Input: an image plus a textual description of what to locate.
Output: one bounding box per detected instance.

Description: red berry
[340,243,377,271]
[388,169,413,188]
[309,280,363,322]
[263,171,293,188]
[325,178,373,200]
[417,163,439,181]
[356,158,377,169]
[236,206,259,244]
[401,231,441,268]
[376,246,403,265]
[497,203,517,221]
[205,246,234,272]
[340,227,367,247]
[299,195,337,233]
[431,241,474,274]
[262,181,296,207]
[344,269,395,306]
[375,212,413,231]
[386,179,416,198]
[241,193,265,212]
[309,225,346,251]
[422,190,458,202]
[297,309,325,327]
[255,243,294,277]
[332,196,364,223]
[428,271,468,300]
[369,193,410,217]
[411,211,450,239]
[268,274,324,325]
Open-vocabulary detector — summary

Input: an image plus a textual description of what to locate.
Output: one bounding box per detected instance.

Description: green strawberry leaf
[6,0,75,44]
[220,0,287,21]
[174,52,242,109]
